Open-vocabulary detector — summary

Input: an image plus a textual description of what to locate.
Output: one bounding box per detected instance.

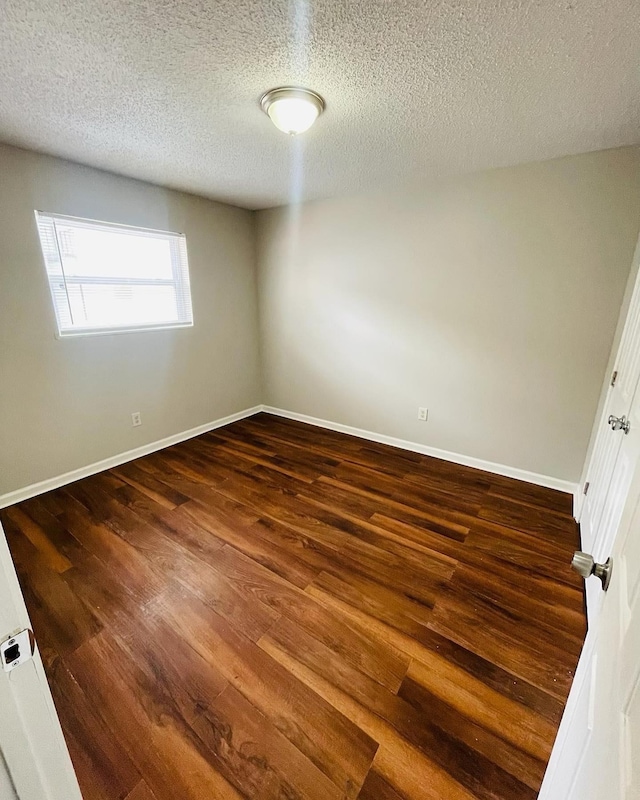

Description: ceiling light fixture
[260,87,325,135]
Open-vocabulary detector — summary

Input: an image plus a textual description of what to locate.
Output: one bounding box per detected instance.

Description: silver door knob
[571,551,613,591]
[608,414,631,434]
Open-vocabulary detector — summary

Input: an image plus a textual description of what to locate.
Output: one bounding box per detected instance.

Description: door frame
[0,520,82,800]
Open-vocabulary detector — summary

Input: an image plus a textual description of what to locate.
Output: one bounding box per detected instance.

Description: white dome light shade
[260,87,325,135]
[268,97,318,134]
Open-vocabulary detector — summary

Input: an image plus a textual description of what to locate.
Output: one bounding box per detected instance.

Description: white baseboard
[262,405,578,496]
[0,405,263,509]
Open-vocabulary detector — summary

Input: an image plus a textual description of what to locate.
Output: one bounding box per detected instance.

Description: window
[35,212,193,336]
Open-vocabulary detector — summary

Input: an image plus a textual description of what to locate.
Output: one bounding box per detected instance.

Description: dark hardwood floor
[0,413,586,800]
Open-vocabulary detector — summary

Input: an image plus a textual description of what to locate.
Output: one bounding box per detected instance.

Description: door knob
[571,552,613,591]
[608,414,631,434]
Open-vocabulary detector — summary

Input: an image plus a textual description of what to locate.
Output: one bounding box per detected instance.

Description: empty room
[1,1,639,799]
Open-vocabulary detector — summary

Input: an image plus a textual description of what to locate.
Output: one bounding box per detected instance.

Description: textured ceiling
[1,0,639,209]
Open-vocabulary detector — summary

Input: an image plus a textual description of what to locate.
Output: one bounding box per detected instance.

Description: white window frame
[34,212,194,338]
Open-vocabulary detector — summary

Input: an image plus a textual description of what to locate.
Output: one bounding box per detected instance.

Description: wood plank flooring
[0,413,586,800]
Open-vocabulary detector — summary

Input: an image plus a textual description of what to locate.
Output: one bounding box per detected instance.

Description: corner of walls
[251,206,269,404]
[251,150,640,497]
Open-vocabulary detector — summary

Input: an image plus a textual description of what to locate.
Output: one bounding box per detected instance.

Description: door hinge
[611,370,618,387]
[583,481,590,495]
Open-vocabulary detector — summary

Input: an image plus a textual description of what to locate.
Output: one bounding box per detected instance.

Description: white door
[0,520,82,800]
[587,458,640,799]
[579,237,640,621]
[539,382,640,800]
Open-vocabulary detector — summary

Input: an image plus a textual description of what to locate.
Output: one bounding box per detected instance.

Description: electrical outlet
[418,407,428,421]
[131,412,142,427]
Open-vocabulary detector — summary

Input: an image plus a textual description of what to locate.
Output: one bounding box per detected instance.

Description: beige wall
[257,148,640,483]
[2,144,638,495]
[0,145,261,496]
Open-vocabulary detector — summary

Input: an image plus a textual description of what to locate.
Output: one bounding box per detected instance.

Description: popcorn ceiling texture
[1,0,638,209]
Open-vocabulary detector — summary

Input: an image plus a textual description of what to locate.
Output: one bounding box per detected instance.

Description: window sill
[54,322,194,339]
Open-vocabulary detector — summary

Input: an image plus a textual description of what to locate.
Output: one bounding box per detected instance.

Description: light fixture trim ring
[260,86,326,116]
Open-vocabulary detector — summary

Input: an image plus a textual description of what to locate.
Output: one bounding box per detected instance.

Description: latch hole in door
[3,644,19,665]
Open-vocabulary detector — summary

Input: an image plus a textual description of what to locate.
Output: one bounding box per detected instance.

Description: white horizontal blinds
[34,212,193,335]
[35,214,74,331]
[169,233,193,324]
